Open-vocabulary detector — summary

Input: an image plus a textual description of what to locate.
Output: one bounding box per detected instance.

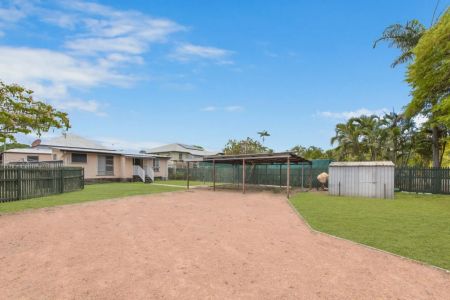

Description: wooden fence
[0,165,84,202]
[395,167,450,194]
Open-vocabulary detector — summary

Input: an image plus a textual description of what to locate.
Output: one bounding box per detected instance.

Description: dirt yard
[0,190,449,299]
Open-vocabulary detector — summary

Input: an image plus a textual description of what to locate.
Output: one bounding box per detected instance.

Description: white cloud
[224,105,244,112]
[0,46,128,115]
[0,0,235,116]
[317,108,389,120]
[171,43,233,63]
[202,105,244,112]
[201,106,217,112]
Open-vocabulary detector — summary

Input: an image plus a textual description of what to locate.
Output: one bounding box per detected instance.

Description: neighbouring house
[145,143,220,168]
[1,134,170,182]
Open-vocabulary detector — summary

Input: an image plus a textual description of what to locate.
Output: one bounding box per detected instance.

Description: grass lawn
[0,182,183,214]
[290,192,450,271]
[153,179,211,186]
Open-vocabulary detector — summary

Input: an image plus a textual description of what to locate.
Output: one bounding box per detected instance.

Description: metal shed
[329,161,395,199]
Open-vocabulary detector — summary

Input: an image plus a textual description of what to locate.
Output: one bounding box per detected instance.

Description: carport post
[242,159,246,194]
[287,157,290,198]
[213,160,216,191]
[301,163,304,191]
[187,161,190,190]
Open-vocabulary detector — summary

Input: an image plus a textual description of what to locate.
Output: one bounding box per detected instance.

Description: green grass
[0,182,183,214]
[153,179,211,186]
[289,192,450,270]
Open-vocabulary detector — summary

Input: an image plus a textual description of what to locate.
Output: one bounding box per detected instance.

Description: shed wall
[329,165,394,199]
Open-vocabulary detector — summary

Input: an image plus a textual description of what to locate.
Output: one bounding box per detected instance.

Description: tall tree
[0,81,70,143]
[373,19,426,67]
[405,9,450,167]
[257,130,270,143]
[223,137,272,155]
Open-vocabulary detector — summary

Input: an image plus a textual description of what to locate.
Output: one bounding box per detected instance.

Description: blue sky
[0,0,447,151]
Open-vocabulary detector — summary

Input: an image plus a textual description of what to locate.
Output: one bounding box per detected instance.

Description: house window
[178,153,183,160]
[98,155,114,176]
[72,153,87,163]
[153,158,160,172]
[27,155,39,162]
[53,154,57,161]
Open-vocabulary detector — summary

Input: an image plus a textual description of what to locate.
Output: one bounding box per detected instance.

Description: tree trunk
[432,126,440,167]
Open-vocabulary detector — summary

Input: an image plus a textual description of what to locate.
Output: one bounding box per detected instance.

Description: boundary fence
[169,164,328,189]
[170,165,450,194]
[395,167,450,194]
[0,165,84,202]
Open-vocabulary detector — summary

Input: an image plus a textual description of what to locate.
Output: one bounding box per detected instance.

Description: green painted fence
[0,165,84,202]
[170,163,329,189]
[395,167,450,194]
[171,164,450,195]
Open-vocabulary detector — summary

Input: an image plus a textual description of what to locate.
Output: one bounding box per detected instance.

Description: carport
[186,152,311,198]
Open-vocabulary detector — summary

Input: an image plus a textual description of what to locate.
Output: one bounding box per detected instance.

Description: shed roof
[329,161,394,167]
[203,152,311,164]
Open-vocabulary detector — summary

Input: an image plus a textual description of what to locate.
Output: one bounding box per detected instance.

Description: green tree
[0,81,70,143]
[405,9,450,167]
[257,130,270,143]
[331,120,363,160]
[223,137,272,155]
[373,19,426,67]
[290,145,329,160]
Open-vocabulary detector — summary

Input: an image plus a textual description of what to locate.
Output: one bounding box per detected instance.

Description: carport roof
[202,152,311,164]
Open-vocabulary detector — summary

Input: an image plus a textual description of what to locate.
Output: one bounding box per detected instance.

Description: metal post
[301,163,304,191]
[213,160,216,191]
[287,157,290,198]
[242,159,246,194]
[187,161,190,190]
[279,164,282,188]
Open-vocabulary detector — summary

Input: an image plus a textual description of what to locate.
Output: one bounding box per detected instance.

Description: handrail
[133,165,145,182]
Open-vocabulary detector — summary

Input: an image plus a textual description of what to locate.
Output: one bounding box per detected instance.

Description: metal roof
[38,134,114,151]
[329,161,395,167]
[3,148,52,154]
[203,152,311,164]
[146,143,219,156]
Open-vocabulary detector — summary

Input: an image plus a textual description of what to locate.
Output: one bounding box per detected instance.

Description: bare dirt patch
[0,190,449,299]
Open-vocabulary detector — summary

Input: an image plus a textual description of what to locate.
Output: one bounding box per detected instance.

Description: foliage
[257,130,270,143]
[290,145,330,160]
[223,137,272,155]
[0,142,29,151]
[373,19,426,67]
[0,81,70,143]
[329,112,430,165]
[404,10,450,167]
[290,192,450,270]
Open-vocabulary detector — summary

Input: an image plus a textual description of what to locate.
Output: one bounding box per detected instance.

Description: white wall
[329,165,394,199]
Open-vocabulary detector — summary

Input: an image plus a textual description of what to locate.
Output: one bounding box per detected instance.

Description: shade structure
[188,152,312,198]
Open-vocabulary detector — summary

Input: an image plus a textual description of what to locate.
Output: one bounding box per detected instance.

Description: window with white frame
[27,155,39,162]
[98,155,114,176]
[153,158,160,172]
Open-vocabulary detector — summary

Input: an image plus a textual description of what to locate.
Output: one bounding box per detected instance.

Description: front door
[133,158,143,167]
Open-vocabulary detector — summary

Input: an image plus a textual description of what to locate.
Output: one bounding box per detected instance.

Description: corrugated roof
[146,143,219,156]
[329,161,395,167]
[39,134,114,151]
[4,148,52,154]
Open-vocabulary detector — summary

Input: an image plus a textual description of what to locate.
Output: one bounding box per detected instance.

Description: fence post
[60,168,64,193]
[17,168,22,200]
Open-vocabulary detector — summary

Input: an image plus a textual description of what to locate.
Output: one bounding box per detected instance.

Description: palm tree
[257,130,270,143]
[352,115,383,161]
[373,19,426,67]
[331,121,363,160]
